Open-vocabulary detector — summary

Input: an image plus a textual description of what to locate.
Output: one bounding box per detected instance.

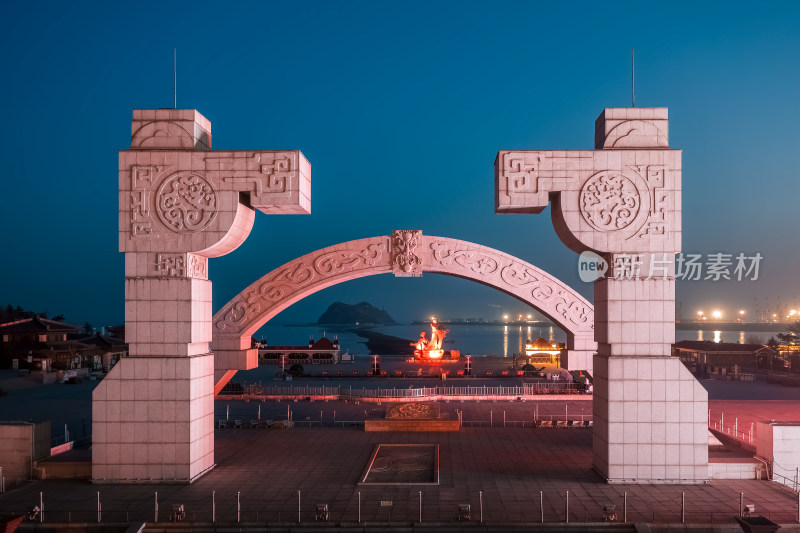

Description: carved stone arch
[211,233,595,391]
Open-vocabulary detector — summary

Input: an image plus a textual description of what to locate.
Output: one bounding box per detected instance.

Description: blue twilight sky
[1,1,799,329]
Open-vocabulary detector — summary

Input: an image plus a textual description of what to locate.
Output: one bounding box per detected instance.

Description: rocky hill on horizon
[316,301,395,325]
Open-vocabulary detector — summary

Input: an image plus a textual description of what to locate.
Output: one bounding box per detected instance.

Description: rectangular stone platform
[364,419,460,432]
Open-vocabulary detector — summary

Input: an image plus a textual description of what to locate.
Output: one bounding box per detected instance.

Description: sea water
[253,323,783,357]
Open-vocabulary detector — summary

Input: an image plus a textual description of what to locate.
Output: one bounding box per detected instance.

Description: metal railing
[9,487,799,526]
[229,383,586,400]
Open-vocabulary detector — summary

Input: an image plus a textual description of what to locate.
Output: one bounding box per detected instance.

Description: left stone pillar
[93,110,310,482]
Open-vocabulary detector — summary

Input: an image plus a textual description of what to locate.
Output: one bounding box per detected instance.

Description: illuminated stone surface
[495,108,708,483]
[94,109,311,482]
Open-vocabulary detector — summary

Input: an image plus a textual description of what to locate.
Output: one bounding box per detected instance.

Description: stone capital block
[131,109,212,151]
[495,108,680,256]
[121,110,311,257]
[594,108,669,150]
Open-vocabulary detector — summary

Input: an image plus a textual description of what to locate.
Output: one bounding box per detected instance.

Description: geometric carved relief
[130,165,159,238]
[154,253,208,279]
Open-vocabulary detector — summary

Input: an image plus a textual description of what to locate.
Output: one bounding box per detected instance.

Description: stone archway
[97,106,708,486]
[210,231,596,392]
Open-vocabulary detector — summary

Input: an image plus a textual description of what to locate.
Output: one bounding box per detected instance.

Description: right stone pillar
[496,108,708,483]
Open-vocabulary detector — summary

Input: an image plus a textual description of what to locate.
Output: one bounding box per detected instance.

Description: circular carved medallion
[156,172,218,233]
[579,172,641,231]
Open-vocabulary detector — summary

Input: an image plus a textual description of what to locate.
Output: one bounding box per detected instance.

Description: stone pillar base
[92,354,215,483]
[592,354,709,484]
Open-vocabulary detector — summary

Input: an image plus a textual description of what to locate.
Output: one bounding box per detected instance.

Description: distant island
[316,301,396,325]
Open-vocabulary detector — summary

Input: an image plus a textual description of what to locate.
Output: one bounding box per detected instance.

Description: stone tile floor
[1,427,799,526]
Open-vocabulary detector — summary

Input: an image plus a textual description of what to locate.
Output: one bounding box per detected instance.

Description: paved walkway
[1,427,799,526]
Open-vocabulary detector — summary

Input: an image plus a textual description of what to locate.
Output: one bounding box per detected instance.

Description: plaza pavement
[2,369,800,528]
[1,427,800,527]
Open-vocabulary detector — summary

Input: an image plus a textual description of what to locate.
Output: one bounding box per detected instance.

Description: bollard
[490,411,493,427]
[212,491,215,523]
[624,492,627,522]
[479,491,483,523]
[565,490,569,523]
[154,491,158,523]
[419,491,422,522]
[237,491,240,523]
[298,490,301,524]
[358,491,361,523]
[40,491,44,523]
[739,493,743,517]
[97,491,101,523]
[540,490,544,523]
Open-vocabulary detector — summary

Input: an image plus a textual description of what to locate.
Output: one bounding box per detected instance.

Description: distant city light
[712,310,722,319]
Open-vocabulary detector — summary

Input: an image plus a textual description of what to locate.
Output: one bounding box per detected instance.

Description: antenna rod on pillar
[173,48,178,109]
[631,48,635,108]
[173,48,177,109]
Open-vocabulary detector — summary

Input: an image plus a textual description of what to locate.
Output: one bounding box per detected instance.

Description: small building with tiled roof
[672,340,775,370]
[256,336,341,364]
[72,333,129,372]
[0,317,128,373]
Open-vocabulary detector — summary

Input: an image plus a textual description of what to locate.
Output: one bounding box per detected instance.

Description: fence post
[479,491,483,523]
[297,490,301,524]
[97,491,101,523]
[40,491,44,523]
[419,490,422,523]
[681,491,685,523]
[540,490,544,523]
[565,491,569,523]
[212,491,215,523]
[624,492,627,522]
[358,491,361,523]
[739,493,743,517]
[237,491,241,523]
[154,491,158,523]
